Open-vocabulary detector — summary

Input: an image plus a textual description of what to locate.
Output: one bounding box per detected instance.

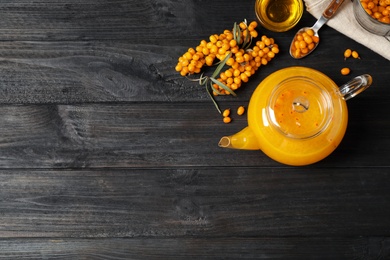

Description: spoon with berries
[290,0,345,59]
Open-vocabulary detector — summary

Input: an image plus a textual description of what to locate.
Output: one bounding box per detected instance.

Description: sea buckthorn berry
[210,45,218,54]
[175,64,182,72]
[226,57,235,66]
[244,70,251,78]
[299,41,307,49]
[239,22,247,29]
[225,69,233,78]
[233,69,240,77]
[257,41,265,49]
[249,21,258,29]
[184,52,192,60]
[229,39,237,48]
[222,109,231,117]
[344,49,352,59]
[205,56,214,66]
[218,48,226,55]
[192,53,200,61]
[234,77,241,85]
[267,51,275,58]
[235,55,244,63]
[209,35,217,43]
[188,63,195,73]
[381,16,390,23]
[352,50,360,59]
[240,73,249,83]
[237,106,245,115]
[341,67,351,75]
[223,117,232,124]
[250,30,258,38]
[306,29,314,36]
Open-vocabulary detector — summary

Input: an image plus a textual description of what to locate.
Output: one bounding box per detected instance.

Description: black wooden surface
[0,0,389,258]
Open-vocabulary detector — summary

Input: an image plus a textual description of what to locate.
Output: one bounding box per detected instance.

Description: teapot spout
[219,126,260,150]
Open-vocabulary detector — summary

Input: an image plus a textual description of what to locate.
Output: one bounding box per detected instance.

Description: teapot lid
[266,76,334,139]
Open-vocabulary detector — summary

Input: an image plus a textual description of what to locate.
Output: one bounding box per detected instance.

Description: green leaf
[233,22,238,43]
[243,26,250,46]
[205,82,222,114]
[242,27,253,50]
[211,53,231,79]
[209,80,223,95]
[198,74,209,85]
[233,22,241,45]
[210,77,237,97]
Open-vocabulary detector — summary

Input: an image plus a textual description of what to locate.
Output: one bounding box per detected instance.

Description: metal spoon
[290,0,345,59]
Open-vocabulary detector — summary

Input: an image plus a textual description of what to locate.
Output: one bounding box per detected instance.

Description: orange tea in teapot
[219,67,372,166]
[269,77,334,139]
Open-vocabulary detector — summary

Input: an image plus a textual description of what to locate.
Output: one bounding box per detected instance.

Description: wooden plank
[0,102,388,168]
[0,168,389,238]
[0,41,184,103]
[0,38,387,104]
[0,2,387,105]
[0,237,389,259]
[0,0,198,42]
[0,0,258,42]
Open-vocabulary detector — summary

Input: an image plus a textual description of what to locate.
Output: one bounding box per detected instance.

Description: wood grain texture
[0,102,388,168]
[0,41,182,103]
[0,2,386,104]
[0,0,198,42]
[0,237,389,259]
[0,0,389,258]
[0,38,387,104]
[0,168,389,238]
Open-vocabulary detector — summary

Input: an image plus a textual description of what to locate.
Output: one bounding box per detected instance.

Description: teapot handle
[338,74,373,101]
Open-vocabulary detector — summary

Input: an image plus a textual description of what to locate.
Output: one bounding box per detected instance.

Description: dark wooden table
[1,0,389,258]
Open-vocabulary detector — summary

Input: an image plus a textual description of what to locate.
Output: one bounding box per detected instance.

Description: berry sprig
[175,20,279,113]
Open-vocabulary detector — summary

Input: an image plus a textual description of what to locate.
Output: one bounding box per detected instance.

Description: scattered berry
[237,106,245,115]
[352,50,360,59]
[222,109,231,117]
[223,117,232,124]
[341,67,351,75]
[344,49,352,60]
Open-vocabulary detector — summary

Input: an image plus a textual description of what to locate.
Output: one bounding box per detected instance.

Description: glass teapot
[219,67,372,166]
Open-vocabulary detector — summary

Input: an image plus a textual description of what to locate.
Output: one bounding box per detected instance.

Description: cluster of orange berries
[360,0,390,24]
[175,20,279,95]
[215,35,279,95]
[290,28,319,59]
